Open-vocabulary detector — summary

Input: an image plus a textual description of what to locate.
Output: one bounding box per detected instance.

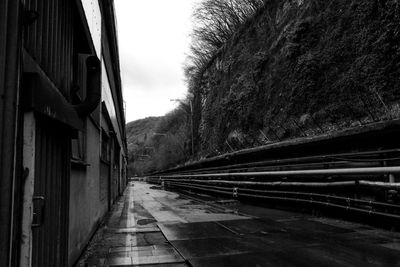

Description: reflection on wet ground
[78,182,400,267]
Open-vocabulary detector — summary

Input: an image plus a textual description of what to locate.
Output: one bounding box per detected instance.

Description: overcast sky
[115,0,200,123]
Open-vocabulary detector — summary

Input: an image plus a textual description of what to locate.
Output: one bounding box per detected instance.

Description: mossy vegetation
[128,0,400,174]
[187,0,400,157]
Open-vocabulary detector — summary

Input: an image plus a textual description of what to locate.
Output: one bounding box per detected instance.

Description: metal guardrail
[156,166,400,178]
[155,149,400,176]
[152,178,400,189]
[147,179,400,221]
[148,149,400,223]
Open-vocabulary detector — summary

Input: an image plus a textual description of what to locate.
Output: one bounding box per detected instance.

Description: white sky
[115,0,200,123]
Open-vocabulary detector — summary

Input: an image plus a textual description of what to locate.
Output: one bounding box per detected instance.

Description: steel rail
[238,193,400,220]
[160,178,400,189]
[359,181,400,188]
[328,156,400,163]
[163,178,357,187]
[171,159,392,176]
[157,149,400,175]
[153,166,400,178]
[166,181,400,209]
[172,161,381,176]
[164,182,400,216]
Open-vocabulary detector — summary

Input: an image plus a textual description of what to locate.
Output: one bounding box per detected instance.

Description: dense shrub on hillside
[128,0,400,174]
[187,0,400,157]
[127,106,191,175]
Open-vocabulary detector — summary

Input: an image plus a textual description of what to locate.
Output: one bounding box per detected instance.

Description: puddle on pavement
[160,206,172,212]
[137,218,157,225]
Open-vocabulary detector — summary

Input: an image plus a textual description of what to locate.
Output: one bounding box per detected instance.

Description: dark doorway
[31,116,71,267]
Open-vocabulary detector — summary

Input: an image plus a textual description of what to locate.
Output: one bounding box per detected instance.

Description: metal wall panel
[80,0,102,56]
[22,3,78,265]
[23,0,74,99]
[101,60,122,146]
[32,116,70,267]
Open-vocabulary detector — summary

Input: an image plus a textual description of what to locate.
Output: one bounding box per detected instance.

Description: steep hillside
[126,117,161,175]
[127,0,400,174]
[126,117,161,152]
[190,0,400,157]
[126,108,191,175]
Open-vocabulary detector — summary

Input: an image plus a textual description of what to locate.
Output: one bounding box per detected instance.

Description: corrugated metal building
[0,0,127,266]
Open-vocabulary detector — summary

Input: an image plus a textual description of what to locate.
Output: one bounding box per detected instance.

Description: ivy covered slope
[193,0,400,156]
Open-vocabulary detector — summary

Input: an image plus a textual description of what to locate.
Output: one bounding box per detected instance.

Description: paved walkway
[79,182,400,266]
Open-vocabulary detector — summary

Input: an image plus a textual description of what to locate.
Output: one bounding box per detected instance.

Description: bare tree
[185,0,266,83]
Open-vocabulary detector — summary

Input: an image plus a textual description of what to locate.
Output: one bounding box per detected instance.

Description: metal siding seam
[66,3,73,99]
[42,0,50,72]
[60,0,66,95]
[47,0,54,80]
[45,131,51,267]
[58,128,65,267]
[36,0,44,66]
[45,123,53,267]
[57,134,63,266]
[0,1,7,154]
[24,0,32,53]
[50,0,56,83]
[53,132,59,267]
[32,0,38,58]
[54,0,61,89]
[62,134,70,267]
[37,123,46,267]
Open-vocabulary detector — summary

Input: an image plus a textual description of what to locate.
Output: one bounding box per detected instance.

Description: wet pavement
[78,182,400,267]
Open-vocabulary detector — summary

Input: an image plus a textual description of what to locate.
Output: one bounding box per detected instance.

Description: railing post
[389,174,396,183]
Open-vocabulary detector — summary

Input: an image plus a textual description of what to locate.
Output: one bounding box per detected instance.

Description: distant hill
[126,110,190,176]
[126,117,162,153]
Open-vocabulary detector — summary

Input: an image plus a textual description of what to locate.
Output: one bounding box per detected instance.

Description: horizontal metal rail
[158,149,400,175]
[158,178,400,189]
[164,181,399,208]
[149,178,400,212]
[163,179,357,187]
[153,166,400,178]
[174,161,382,176]
[148,148,400,226]
[159,181,400,219]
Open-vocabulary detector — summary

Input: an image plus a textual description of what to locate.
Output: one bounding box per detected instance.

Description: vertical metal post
[0,0,22,266]
[389,174,396,183]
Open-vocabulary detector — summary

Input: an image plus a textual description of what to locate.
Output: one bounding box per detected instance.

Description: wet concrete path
[79,182,400,266]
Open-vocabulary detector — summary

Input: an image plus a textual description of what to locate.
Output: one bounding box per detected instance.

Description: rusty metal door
[31,116,70,267]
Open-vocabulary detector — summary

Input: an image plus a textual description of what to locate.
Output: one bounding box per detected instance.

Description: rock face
[192,0,400,157]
